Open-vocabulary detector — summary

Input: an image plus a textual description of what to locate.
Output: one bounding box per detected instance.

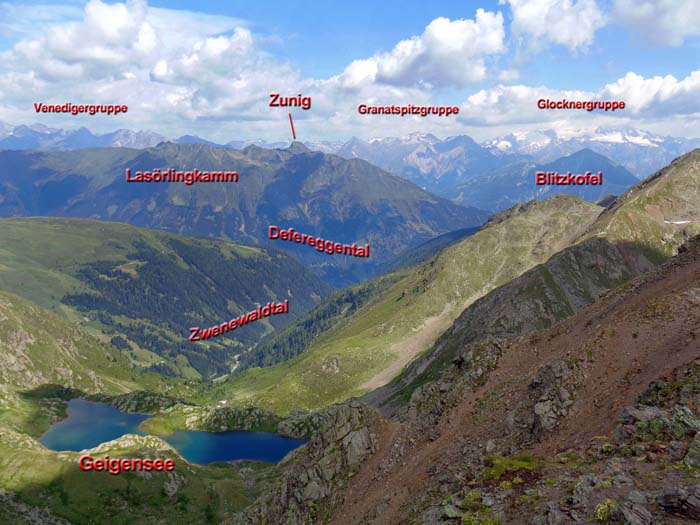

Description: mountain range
[330,128,700,203]
[1,138,699,523]
[5,121,698,214]
[334,132,527,198]
[484,126,700,178]
[3,120,698,181]
[0,123,167,150]
[454,148,639,210]
[0,142,487,286]
[0,121,343,153]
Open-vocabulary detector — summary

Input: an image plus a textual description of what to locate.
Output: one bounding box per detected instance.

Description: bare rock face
[527,360,575,441]
[185,405,280,433]
[658,487,700,520]
[0,488,73,525]
[236,400,380,525]
[277,409,328,439]
[612,499,654,525]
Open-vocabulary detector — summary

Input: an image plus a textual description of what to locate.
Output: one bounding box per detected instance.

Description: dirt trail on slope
[360,305,456,391]
[331,242,700,524]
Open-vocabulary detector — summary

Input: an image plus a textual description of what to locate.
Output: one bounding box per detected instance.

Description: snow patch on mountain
[483,126,700,178]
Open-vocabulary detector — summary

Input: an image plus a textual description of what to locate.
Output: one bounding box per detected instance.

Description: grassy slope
[0,290,189,436]
[0,217,330,379]
[237,271,405,371]
[379,226,480,273]
[582,148,700,253]
[369,148,700,415]
[0,292,261,523]
[211,195,603,414]
[0,429,267,524]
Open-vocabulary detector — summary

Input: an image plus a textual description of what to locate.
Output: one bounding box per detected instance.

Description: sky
[1,0,699,142]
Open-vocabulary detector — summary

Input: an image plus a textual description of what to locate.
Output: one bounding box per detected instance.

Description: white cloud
[613,0,700,46]
[335,9,505,89]
[13,0,152,74]
[0,0,697,143]
[498,68,520,82]
[602,71,700,116]
[504,0,607,51]
[0,0,283,136]
[4,0,245,81]
[0,2,511,140]
[150,28,255,84]
[459,70,700,128]
[459,84,596,126]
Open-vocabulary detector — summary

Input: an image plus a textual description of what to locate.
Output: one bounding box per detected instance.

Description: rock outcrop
[236,400,380,524]
[109,390,187,414]
[182,405,280,433]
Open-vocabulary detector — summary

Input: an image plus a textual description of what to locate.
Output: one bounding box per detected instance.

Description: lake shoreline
[38,398,307,465]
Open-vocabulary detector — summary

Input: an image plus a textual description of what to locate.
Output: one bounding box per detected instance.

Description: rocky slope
[326,233,700,524]
[233,400,383,524]
[364,235,661,416]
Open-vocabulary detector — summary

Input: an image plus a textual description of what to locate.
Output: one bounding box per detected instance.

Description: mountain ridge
[208,194,602,414]
[366,147,700,416]
[455,148,638,211]
[0,143,487,286]
[0,217,331,380]
[327,232,700,524]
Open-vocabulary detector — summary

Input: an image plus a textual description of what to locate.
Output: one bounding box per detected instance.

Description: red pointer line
[288,112,296,140]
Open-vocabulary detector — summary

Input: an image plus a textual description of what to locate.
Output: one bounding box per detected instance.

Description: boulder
[658,487,700,520]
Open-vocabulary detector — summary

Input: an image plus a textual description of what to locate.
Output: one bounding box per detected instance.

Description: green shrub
[593,499,617,523]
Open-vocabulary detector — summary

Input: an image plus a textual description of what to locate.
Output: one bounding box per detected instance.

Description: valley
[2,2,700,520]
[0,143,486,286]
[0,218,330,379]
[0,143,699,524]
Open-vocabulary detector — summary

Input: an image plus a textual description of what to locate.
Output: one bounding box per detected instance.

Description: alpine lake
[38,398,307,464]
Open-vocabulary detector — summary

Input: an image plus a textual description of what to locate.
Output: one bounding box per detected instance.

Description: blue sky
[1,0,699,141]
[148,0,698,89]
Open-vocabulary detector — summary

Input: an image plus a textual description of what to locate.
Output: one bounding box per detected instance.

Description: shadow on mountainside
[363,237,668,417]
[13,385,86,437]
[329,234,700,524]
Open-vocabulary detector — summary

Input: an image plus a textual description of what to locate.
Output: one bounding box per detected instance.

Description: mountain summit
[484,126,700,177]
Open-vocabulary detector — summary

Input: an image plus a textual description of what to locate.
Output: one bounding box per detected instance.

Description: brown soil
[330,240,700,524]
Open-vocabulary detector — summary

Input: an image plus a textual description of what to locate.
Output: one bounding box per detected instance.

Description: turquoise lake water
[38,398,307,464]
